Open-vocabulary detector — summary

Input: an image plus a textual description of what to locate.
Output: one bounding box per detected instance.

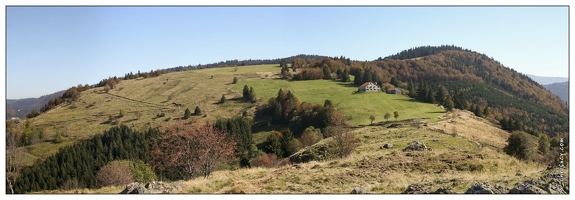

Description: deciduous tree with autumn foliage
[149,120,237,180]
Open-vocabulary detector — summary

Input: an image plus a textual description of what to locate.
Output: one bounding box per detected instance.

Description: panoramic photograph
[4,5,570,195]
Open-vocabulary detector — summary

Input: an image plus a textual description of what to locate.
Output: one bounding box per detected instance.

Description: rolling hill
[38,110,566,194]
[543,81,568,104]
[11,64,446,166]
[526,74,568,85]
[6,90,65,119]
[381,45,568,137]
[7,46,570,194]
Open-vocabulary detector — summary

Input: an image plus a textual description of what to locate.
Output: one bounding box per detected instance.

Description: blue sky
[5,6,569,99]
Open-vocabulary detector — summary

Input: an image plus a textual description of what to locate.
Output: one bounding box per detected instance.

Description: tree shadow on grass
[426,111,446,114]
[394,98,417,102]
[335,82,359,88]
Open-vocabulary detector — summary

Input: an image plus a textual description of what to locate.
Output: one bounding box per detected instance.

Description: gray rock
[120,181,182,194]
[383,143,393,149]
[402,141,427,151]
[544,179,567,194]
[465,182,509,194]
[350,187,369,194]
[403,183,432,194]
[120,182,147,194]
[434,185,454,194]
[509,182,548,194]
[289,141,337,164]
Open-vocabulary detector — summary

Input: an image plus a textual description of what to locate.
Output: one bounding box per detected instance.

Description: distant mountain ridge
[6,90,65,119]
[526,74,568,85]
[543,81,568,104]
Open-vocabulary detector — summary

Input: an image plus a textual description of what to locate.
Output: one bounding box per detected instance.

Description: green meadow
[232,78,446,126]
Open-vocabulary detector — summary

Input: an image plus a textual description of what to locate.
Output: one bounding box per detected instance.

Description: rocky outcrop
[403,183,433,194]
[509,182,548,194]
[350,187,370,194]
[464,171,569,194]
[545,178,568,194]
[464,182,509,194]
[380,143,393,149]
[121,182,147,194]
[402,141,430,151]
[289,139,338,164]
[434,185,454,194]
[120,181,183,194]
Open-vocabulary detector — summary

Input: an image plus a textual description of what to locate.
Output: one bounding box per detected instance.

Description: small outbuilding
[386,88,402,94]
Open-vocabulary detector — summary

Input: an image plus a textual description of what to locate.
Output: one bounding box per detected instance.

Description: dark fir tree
[390,77,399,87]
[341,68,350,82]
[322,65,332,80]
[242,85,249,100]
[184,108,191,119]
[483,106,490,117]
[220,95,227,104]
[249,87,257,102]
[264,134,282,158]
[435,85,447,106]
[194,106,202,116]
[407,80,417,98]
[280,129,295,158]
[444,97,454,112]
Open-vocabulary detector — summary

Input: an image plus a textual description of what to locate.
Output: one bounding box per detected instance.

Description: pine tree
[242,85,249,100]
[322,65,332,79]
[453,91,468,110]
[426,89,436,104]
[483,106,490,117]
[473,105,483,117]
[194,106,202,116]
[220,95,227,104]
[280,129,295,158]
[249,87,256,102]
[407,80,417,98]
[363,68,373,83]
[444,97,454,112]
[264,134,282,158]
[184,108,191,119]
[435,85,447,105]
[272,100,283,124]
[500,117,509,130]
[417,80,428,102]
[232,77,238,84]
[390,77,399,87]
[341,68,350,82]
[354,68,364,85]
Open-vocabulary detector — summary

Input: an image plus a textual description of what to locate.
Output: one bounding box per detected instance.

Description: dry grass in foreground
[70,114,546,194]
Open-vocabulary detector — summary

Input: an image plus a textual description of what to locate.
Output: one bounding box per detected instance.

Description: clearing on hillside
[232,78,446,126]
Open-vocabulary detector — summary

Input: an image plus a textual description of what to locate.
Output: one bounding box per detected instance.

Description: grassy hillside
[45,110,551,194]
[17,65,277,165]
[232,79,445,126]
[19,64,444,164]
[16,62,562,194]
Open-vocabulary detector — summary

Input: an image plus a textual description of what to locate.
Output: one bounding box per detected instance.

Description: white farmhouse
[358,82,381,92]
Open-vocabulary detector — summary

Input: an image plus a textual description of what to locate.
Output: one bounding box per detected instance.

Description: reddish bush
[252,154,291,168]
[96,161,134,187]
[150,120,237,179]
